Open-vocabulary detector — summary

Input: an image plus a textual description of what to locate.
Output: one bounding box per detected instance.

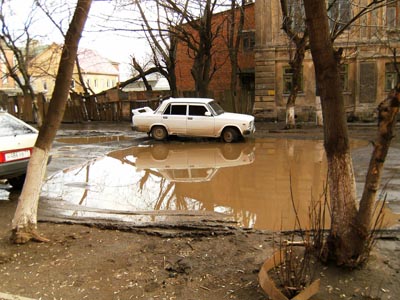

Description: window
[359,62,376,103]
[242,31,255,51]
[71,79,75,89]
[43,81,47,91]
[283,66,303,94]
[339,64,348,91]
[385,62,399,91]
[329,0,352,31]
[164,104,187,115]
[386,1,399,29]
[189,105,208,116]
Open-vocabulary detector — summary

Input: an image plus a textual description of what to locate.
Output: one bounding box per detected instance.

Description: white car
[131,98,255,143]
[0,111,38,188]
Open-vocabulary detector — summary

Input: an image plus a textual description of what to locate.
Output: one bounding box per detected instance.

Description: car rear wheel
[151,126,168,141]
[222,127,239,143]
[8,174,26,189]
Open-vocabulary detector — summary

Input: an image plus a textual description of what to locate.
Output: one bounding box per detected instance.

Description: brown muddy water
[57,135,132,144]
[37,138,399,231]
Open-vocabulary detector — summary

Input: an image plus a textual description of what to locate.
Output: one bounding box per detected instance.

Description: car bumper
[0,159,29,179]
[131,125,149,133]
[243,126,256,136]
[0,155,52,180]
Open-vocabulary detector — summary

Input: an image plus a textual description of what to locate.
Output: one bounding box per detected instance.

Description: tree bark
[11,0,92,244]
[357,92,399,238]
[304,0,360,266]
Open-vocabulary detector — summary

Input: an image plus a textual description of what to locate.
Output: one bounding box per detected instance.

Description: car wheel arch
[221,126,241,143]
[150,124,169,141]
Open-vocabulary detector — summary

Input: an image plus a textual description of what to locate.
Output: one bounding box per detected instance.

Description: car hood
[217,112,254,122]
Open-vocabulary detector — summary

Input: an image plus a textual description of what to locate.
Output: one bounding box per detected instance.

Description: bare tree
[131,55,153,91]
[11,0,92,244]
[226,0,245,113]
[279,0,390,129]
[135,0,181,97]
[162,0,224,97]
[280,0,308,129]
[0,0,43,126]
[36,0,93,97]
[303,0,399,267]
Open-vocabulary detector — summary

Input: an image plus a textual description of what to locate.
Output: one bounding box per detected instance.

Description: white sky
[6,0,150,80]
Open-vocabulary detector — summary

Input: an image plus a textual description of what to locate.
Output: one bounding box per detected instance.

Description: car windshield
[208,101,224,116]
[0,114,36,137]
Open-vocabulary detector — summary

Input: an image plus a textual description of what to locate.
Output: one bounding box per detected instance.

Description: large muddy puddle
[57,135,132,144]
[40,139,400,231]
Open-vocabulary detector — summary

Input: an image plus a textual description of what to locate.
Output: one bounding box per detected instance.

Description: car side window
[189,105,208,116]
[164,104,187,115]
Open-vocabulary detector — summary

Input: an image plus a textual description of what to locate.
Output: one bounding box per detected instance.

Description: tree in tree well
[303,0,399,267]
[11,0,92,244]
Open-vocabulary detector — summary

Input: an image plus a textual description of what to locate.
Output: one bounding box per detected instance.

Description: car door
[186,104,215,137]
[161,103,187,135]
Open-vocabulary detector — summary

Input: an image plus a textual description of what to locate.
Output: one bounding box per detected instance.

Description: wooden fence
[0,90,170,124]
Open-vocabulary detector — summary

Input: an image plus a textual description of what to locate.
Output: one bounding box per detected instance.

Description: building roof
[122,76,170,92]
[77,48,119,76]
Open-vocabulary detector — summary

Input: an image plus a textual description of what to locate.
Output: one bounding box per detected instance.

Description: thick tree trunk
[304,0,361,266]
[357,93,399,238]
[285,102,295,128]
[11,0,92,244]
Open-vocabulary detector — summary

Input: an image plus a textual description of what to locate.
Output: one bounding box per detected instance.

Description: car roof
[161,97,214,104]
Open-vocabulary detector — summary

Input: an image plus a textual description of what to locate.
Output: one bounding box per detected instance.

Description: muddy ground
[0,121,399,300]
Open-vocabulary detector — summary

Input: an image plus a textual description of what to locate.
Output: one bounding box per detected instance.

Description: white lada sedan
[131,98,255,143]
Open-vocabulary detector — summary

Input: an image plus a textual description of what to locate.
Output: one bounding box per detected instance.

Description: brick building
[175,1,255,112]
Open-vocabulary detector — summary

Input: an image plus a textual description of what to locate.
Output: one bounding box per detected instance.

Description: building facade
[175,2,255,112]
[29,44,120,97]
[0,41,19,96]
[254,0,400,121]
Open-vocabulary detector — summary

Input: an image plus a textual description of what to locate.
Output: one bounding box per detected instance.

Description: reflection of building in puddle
[40,139,398,231]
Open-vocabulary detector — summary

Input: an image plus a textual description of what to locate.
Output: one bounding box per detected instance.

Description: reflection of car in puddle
[109,142,255,182]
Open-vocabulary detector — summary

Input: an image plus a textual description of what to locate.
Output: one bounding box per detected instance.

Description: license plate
[5,150,31,162]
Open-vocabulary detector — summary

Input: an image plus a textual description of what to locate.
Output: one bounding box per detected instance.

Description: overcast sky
[7,0,150,80]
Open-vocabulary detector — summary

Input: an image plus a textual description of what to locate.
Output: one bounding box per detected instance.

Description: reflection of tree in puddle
[41,139,350,230]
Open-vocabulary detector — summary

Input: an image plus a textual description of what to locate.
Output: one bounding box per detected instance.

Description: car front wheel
[222,127,239,143]
[151,126,168,141]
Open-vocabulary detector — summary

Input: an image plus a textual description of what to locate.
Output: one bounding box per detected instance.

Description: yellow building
[29,43,120,98]
[0,41,19,95]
